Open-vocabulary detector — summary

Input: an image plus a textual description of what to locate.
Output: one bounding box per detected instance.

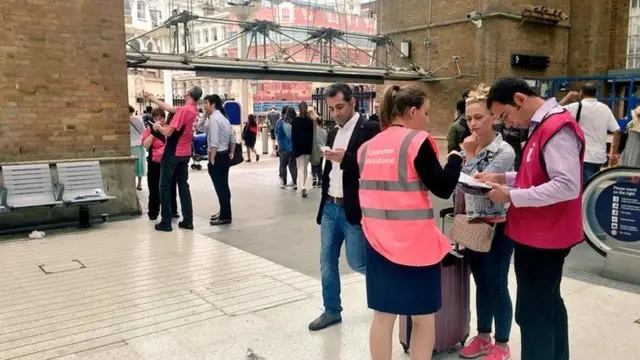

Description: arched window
[146,42,154,52]
[124,0,132,16]
[129,39,142,51]
[281,8,290,22]
[213,27,218,41]
[137,1,147,21]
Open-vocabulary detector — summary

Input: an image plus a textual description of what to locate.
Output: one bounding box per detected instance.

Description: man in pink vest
[475,77,585,360]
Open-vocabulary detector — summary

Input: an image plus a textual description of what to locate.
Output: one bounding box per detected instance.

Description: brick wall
[0,0,130,163]
[378,0,629,135]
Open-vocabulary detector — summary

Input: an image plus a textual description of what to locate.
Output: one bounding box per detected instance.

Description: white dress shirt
[328,112,359,198]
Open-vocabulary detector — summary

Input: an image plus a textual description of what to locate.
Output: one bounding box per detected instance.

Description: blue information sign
[595,182,640,242]
[223,101,241,126]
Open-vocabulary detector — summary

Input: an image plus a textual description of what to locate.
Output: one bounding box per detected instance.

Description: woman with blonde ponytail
[358,84,463,360]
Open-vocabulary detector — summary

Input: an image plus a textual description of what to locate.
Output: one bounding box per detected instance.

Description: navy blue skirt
[365,241,442,315]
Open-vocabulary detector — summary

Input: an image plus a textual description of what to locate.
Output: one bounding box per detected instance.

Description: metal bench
[56,161,114,228]
[0,164,63,210]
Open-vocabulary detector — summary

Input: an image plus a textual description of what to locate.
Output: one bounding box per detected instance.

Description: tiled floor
[1,155,640,359]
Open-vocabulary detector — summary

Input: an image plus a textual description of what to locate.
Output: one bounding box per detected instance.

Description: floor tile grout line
[0,261,285,322]
[0,290,193,338]
[0,299,212,351]
[0,249,273,306]
[0,256,278,315]
[0,235,244,286]
[3,307,225,360]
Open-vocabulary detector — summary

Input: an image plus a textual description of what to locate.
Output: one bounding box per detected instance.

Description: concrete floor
[1,149,640,360]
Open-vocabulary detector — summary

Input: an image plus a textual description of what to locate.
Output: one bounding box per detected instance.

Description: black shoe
[210,213,220,221]
[178,221,193,230]
[155,222,172,232]
[301,189,308,198]
[312,179,318,187]
[210,218,232,226]
[256,155,260,162]
[172,213,180,219]
[308,312,342,331]
[148,214,158,221]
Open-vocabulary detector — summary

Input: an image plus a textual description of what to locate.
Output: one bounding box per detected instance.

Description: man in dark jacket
[447,99,471,152]
[309,83,380,331]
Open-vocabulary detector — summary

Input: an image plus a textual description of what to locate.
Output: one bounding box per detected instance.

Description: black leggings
[147,160,178,217]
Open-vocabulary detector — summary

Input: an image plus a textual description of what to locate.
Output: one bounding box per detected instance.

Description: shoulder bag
[447,188,496,253]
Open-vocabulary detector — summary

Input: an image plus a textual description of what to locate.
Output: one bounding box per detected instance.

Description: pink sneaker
[459,336,492,358]
[482,344,511,360]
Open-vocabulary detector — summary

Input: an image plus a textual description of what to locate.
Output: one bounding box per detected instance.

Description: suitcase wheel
[460,334,469,347]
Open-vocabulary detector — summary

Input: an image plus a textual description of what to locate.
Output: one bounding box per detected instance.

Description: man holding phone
[144,86,201,232]
[309,83,380,331]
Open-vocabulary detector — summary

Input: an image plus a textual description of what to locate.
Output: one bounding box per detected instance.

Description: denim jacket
[459,133,516,220]
[275,118,293,152]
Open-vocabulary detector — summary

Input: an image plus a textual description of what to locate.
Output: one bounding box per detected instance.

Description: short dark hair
[325,83,353,102]
[462,89,470,100]
[151,108,165,119]
[146,106,153,113]
[128,105,135,114]
[486,77,537,108]
[456,99,466,115]
[582,82,597,97]
[203,94,226,116]
[189,86,203,102]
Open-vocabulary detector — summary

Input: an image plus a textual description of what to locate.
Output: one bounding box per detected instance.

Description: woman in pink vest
[477,77,585,360]
[457,85,516,360]
[357,84,464,360]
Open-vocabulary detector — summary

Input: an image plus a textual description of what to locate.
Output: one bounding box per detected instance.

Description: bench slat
[1,164,59,208]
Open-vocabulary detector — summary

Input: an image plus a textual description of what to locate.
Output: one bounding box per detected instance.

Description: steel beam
[126,52,424,82]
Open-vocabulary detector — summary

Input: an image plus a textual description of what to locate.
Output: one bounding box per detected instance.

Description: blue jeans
[320,200,366,314]
[583,162,603,185]
[466,223,514,343]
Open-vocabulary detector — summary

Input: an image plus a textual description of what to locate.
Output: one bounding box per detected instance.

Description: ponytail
[380,84,427,129]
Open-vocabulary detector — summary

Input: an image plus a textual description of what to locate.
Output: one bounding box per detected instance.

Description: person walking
[620,105,640,168]
[457,85,516,360]
[311,108,328,188]
[358,84,463,360]
[276,107,298,189]
[308,83,380,331]
[242,114,260,162]
[203,94,236,226]
[559,83,621,183]
[140,108,179,220]
[476,77,585,360]
[144,87,200,232]
[129,105,146,190]
[292,101,315,198]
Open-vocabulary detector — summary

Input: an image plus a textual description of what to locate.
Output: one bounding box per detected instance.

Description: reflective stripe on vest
[358,129,434,221]
[358,130,427,192]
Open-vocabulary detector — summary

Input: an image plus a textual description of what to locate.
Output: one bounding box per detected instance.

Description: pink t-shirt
[169,104,198,157]
[141,128,165,163]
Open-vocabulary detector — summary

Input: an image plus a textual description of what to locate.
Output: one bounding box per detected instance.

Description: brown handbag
[447,215,495,253]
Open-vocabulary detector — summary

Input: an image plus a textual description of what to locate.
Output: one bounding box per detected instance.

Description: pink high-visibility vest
[358,126,451,266]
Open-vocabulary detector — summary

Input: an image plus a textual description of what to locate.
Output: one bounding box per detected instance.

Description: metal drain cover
[39,260,86,274]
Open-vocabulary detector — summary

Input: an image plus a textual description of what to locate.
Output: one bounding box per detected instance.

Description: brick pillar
[0,0,130,162]
[0,0,140,229]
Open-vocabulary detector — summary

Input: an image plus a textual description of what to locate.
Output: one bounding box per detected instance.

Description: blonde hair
[629,105,640,132]
[465,84,491,105]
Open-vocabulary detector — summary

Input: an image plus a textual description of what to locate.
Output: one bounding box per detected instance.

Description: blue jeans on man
[309,199,366,331]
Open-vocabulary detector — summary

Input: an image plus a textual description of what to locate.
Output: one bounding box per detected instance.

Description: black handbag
[230,142,244,167]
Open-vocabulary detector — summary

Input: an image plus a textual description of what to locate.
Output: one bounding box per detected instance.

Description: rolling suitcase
[399,207,471,353]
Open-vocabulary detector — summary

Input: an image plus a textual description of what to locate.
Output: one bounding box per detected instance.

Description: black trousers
[208,152,232,220]
[311,159,323,182]
[160,155,193,224]
[514,241,571,360]
[147,160,178,217]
